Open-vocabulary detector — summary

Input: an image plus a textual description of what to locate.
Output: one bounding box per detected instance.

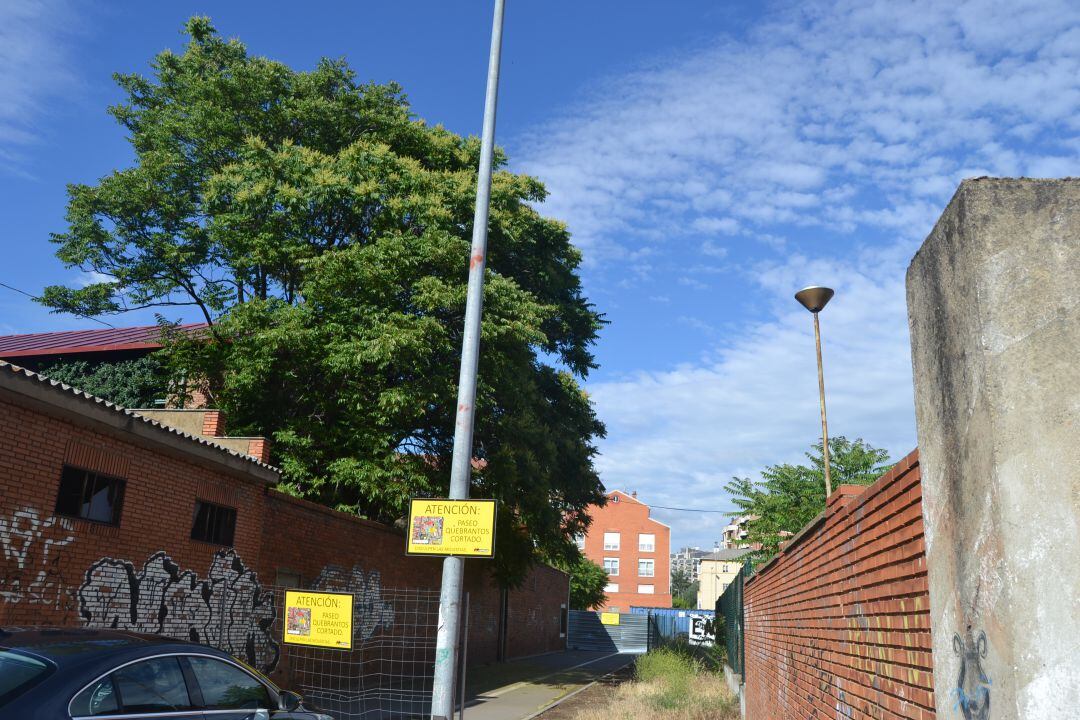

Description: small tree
[554,555,608,610]
[724,436,891,560]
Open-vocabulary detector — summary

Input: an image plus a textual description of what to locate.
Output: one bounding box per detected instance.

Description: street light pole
[795,286,835,498]
[430,2,506,719]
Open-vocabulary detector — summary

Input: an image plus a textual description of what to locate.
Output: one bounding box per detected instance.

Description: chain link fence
[715,558,753,675]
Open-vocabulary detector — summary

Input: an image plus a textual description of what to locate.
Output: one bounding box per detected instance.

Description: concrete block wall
[907,178,1080,718]
[743,450,935,720]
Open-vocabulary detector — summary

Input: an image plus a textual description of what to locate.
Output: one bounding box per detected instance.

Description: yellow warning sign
[600,612,620,626]
[283,590,353,649]
[406,498,497,557]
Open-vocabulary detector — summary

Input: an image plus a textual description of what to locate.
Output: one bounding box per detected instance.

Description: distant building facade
[722,514,756,548]
[697,548,752,610]
[670,546,709,582]
[578,490,671,611]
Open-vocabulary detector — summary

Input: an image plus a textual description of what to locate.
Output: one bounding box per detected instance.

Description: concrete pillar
[907,178,1080,718]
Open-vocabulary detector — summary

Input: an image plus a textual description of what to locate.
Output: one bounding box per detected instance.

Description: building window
[54,465,125,526]
[638,533,655,552]
[638,559,655,577]
[191,500,237,546]
[722,564,729,573]
[603,532,620,551]
[574,534,586,550]
[603,558,620,576]
[638,584,655,594]
[605,583,619,593]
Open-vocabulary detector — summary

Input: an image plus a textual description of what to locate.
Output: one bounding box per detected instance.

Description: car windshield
[0,650,54,707]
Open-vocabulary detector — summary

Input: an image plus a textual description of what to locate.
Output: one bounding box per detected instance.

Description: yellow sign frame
[282,590,353,650]
[406,498,497,558]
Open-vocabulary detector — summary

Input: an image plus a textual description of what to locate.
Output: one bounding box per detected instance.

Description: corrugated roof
[0,360,278,481]
[0,323,208,358]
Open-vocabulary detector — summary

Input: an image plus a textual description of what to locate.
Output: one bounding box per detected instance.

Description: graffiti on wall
[311,564,395,643]
[0,505,75,608]
[954,630,990,720]
[78,549,279,672]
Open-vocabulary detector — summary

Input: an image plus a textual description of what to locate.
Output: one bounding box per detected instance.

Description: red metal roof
[0,323,208,358]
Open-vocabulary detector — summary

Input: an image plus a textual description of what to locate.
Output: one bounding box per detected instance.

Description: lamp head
[794,286,834,313]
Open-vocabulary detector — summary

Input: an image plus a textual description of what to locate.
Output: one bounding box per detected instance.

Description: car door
[182,655,276,720]
[69,655,203,720]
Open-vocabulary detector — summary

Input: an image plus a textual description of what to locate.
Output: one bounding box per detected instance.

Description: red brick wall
[0,393,567,687]
[743,450,935,720]
[582,490,672,610]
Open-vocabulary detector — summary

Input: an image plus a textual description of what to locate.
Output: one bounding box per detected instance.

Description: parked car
[0,627,332,720]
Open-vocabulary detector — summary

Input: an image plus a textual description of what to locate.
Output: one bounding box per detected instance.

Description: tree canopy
[41,17,606,585]
[670,567,698,609]
[724,437,892,559]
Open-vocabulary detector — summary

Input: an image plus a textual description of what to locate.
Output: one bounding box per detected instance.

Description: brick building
[0,361,568,698]
[578,490,671,611]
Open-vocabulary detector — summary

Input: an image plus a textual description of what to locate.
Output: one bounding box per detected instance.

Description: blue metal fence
[630,607,715,643]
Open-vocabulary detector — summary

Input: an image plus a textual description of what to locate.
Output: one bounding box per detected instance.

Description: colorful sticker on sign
[406,499,496,557]
[282,590,353,649]
[600,612,620,626]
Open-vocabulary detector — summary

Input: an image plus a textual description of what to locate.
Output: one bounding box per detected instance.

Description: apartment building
[670,546,710,582]
[697,548,752,609]
[578,490,672,611]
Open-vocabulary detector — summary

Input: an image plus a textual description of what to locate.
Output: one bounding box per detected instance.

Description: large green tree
[41,18,606,584]
[724,437,892,559]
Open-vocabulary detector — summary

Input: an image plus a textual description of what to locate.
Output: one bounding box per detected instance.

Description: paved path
[461,650,635,720]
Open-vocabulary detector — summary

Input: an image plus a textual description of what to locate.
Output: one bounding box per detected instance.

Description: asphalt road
[461,650,636,720]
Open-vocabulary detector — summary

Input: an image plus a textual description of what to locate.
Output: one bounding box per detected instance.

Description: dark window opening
[191,501,237,546]
[54,465,125,526]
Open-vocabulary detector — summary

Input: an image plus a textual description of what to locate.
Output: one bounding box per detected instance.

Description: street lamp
[794,286,835,497]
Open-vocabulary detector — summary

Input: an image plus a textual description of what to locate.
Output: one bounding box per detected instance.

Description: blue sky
[2,0,1078,549]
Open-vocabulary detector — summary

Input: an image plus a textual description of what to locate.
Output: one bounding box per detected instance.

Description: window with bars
[191,500,237,546]
[54,465,125,526]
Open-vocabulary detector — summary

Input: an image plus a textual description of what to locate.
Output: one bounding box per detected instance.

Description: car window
[70,676,120,716]
[111,657,191,713]
[0,651,54,708]
[187,656,271,709]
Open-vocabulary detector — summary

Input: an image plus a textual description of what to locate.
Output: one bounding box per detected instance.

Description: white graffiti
[312,564,395,642]
[79,549,279,672]
[0,505,76,606]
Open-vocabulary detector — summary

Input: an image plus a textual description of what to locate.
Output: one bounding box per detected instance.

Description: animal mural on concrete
[311,564,395,643]
[954,630,991,720]
[0,505,75,609]
[78,549,278,672]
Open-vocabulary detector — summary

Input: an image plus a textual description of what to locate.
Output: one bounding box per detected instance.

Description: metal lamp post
[430,1,506,719]
[794,286,835,497]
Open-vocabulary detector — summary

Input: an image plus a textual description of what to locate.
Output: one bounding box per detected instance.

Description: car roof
[0,627,207,669]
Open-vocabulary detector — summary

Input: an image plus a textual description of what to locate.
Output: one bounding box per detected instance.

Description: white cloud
[512,0,1080,548]
[514,0,1080,263]
[591,248,918,548]
[0,1,80,175]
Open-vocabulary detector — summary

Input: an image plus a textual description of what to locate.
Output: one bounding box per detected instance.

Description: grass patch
[559,648,739,720]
